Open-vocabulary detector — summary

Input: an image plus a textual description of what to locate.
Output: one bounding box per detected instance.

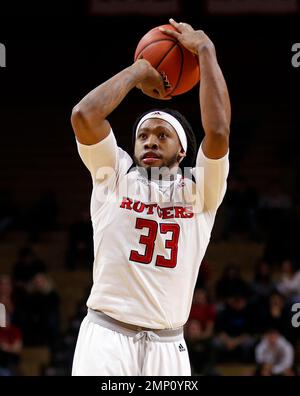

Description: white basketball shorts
[72,309,191,376]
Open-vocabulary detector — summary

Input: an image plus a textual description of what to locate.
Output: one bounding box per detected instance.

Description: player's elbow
[71,105,85,126]
[205,126,230,146]
[202,127,229,158]
[71,105,92,133]
[209,124,230,138]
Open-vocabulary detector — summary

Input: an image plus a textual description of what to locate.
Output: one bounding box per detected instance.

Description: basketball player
[71,19,230,376]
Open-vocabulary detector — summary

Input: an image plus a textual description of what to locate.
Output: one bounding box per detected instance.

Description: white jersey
[76,129,229,329]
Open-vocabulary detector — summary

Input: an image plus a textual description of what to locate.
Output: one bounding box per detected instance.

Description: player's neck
[143,165,180,182]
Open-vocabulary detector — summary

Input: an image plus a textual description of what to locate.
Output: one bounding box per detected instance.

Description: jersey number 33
[129,218,180,268]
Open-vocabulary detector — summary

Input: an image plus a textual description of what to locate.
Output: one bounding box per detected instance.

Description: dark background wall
[1,10,299,216]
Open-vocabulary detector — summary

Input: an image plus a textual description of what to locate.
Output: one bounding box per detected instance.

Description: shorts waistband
[87,308,183,343]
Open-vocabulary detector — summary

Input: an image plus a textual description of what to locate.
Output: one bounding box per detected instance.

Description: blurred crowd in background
[1,181,300,376]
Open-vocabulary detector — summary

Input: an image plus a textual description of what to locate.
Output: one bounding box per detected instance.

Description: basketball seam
[135,38,177,61]
[171,44,184,95]
[159,44,184,96]
[154,41,178,69]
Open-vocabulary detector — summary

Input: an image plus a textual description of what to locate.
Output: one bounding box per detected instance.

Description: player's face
[134,119,185,170]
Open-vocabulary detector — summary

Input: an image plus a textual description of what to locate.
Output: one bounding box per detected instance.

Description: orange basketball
[134,24,200,97]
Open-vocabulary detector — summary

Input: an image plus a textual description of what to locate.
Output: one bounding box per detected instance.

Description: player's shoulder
[117,146,134,172]
[118,146,131,160]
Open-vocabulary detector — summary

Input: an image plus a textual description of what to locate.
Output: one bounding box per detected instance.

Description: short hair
[132,108,198,169]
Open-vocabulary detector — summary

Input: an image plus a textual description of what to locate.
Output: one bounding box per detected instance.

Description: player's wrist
[197,41,215,56]
[131,59,152,83]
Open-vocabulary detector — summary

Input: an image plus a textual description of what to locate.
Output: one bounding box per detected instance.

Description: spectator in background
[185,319,215,375]
[0,275,14,317]
[0,313,22,376]
[213,293,256,363]
[277,259,300,303]
[195,259,211,289]
[12,246,46,290]
[189,288,216,337]
[44,288,91,376]
[254,292,291,340]
[14,272,60,349]
[255,329,295,376]
[185,288,216,375]
[250,259,276,305]
[0,276,22,376]
[216,263,251,303]
[65,210,93,270]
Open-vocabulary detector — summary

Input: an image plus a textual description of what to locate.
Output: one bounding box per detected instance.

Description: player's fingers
[159,27,180,39]
[170,18,194,33]
[143,89,171,100]
[155,72,173,99]
[179,22,194,31]
[169,18,181,30]
[154,84,167,98]
[160,71,172,90]
[152,88,172,100]
[141,88,155,99]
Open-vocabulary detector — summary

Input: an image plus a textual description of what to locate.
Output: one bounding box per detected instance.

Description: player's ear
[178,148,186,163]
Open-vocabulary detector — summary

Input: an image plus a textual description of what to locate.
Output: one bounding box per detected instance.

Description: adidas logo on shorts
[178,343,186,352]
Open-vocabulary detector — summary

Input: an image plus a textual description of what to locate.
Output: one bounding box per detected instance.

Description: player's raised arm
[71,59,169,145]
[160,19,231,159]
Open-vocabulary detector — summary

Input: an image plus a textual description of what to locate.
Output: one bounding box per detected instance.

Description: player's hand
[159,18,215,55]
[134,59,172,100]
